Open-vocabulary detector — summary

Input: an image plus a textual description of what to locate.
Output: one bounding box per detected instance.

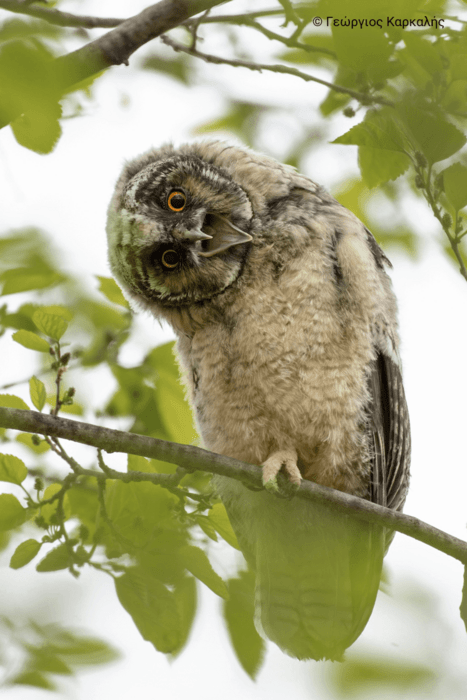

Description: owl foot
[262,449,302,495]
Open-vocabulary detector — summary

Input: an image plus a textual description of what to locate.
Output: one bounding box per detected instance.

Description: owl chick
[106,140,411,661]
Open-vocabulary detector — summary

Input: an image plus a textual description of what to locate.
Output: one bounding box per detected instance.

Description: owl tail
[253,499,385,661]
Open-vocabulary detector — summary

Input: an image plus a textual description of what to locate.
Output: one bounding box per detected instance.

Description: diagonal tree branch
[0,0,232,129]
[0,0,123,27]
[161,35,393,107]
[1,406,466,565]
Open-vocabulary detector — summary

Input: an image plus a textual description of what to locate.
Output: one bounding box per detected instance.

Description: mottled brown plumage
[106,140,411,660]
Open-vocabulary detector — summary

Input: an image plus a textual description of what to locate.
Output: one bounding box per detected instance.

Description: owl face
[107,153,254,312]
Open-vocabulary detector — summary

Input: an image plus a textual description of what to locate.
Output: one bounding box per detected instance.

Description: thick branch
[1,406,466,564]
[0,0,231,129]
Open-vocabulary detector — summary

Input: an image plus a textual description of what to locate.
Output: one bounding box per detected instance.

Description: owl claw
[263,476,280,493]
[262,449,302,494]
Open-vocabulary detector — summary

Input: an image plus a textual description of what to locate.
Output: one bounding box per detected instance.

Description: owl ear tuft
[198,214,252,258]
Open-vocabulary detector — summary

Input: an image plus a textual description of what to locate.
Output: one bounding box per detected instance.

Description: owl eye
[167,190,186,212]
[161,249,180,269]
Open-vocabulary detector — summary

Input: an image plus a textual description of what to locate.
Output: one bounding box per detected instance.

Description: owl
[106,140,411,661]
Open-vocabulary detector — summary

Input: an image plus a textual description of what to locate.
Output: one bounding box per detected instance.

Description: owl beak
[182,229,213,242]
[197,214,253,258]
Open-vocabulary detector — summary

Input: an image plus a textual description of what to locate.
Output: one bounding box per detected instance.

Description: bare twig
[1,406,466,565]
[45,436,82,474]
[279,0,300,24]
[244,18,335,57]
[185,13,336,58]
[161,35,392,107]
[187,7,210,50]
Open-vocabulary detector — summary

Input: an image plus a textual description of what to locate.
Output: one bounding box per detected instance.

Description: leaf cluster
[0,227,264,680]
[0,616,120,693]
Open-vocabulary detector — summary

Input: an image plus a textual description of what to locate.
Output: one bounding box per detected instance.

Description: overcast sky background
[1,2,467,698]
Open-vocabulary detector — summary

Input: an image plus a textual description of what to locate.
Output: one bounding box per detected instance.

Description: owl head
[106,143,255,318]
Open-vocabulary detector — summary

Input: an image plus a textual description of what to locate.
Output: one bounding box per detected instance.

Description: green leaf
[142,54,191,84]
[171,576,197,656]
[0,267,64,295]
[0,38,59,124]
[179,545,229,599]
[44,632,120,665]
[11,670,55,691]
[116,567,183,653]
[333,109,407,153]
[320,64,354,116]
[403,33,444,75]
[223,571,265,679]
[84,300,129,332]
[96,276,129,308]
[195,514,218,542]
[128,454,151,472]
[460,565,467,632]
[401,104,467,164]
[146,342,198,445]
[0,309,36,331]
[442,80,467,114]
[441,162,467,211]
[39,304,73,321]
[0,493,27,531]
[279,32,336,66]
[16,433,50,453]
[67,481,99,541]
[208,503,239,549]
[59,401,84,416]
[29,375,46,411]
[36,543,70,572]
[11,102,62,154]
[32,309,68,340]
[104,479,177,550]
[12,330,50,352]
[0,453,27,484]
[0,393,30,410]
[358,146,410,188]
[10,538,42,569]
[330,655,436,693]
[27,649,72,675]
[195,102,263,145]
[331,22,392,81]
[450,55,467,81]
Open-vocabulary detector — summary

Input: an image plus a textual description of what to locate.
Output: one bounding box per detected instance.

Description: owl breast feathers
[106,140,411,660]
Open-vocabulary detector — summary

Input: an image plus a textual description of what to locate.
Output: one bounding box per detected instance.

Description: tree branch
[186,14,336,58]
[0,0,231,129]
[0,0,123,27]
[1,406,466,565]
[161,35,393,107]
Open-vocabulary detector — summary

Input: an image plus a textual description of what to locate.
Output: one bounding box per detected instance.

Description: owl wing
[368,352,411,514]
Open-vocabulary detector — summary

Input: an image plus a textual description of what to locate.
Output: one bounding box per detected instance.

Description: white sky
[1,2,467,698]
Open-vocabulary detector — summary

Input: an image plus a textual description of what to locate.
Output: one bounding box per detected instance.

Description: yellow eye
[168,190,186,212]
[161,249,180,268]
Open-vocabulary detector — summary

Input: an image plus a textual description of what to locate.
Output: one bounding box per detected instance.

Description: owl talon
[262,449,302,494]
[264,476,280,493]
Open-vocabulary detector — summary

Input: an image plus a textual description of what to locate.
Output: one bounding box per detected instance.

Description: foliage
[1,0,467,274]
[0,0,467,693]
[0,228,263,683]
[0,615,120,693]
